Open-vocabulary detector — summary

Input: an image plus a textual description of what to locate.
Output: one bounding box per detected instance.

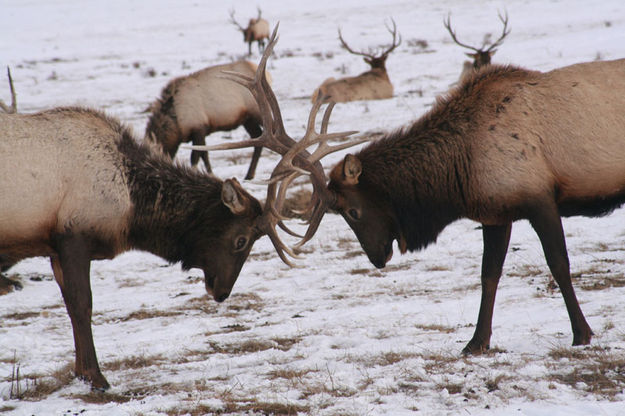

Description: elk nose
[216,292,230,303]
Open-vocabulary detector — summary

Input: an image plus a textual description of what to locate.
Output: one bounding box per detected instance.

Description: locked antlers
[192,25,367,265]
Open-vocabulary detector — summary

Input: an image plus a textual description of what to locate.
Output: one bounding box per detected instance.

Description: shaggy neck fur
[355,65,527,251]
[117,133,230,267]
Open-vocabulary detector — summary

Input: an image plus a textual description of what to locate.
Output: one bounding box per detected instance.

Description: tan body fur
[244,18,270,54]
[146,60,272,179]
[311,68,393,103]
[465,59,625,221]
[0,109,132,262]
[328,58,625,354]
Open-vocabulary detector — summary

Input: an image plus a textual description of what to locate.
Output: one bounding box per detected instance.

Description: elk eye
[347,208,361,221]
[235,236,248,251]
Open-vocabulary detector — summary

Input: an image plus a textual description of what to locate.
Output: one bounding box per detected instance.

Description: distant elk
[311,20,402,103]
[229,7,270,56]
[0,27,362,391]
[444,12,510,82]
[145,60,272,180]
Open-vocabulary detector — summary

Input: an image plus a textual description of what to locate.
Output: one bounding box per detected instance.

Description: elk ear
[222,178,248,215]
[465,52,479,59]
[342,154,362,185]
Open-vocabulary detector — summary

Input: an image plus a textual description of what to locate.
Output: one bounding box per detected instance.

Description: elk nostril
[216,293,230,303]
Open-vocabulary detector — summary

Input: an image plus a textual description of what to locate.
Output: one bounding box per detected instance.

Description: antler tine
[228,9,245,31]
[486,11,511,52]
[265,227,301,267]
[338,27,375,59]
[0,67,17,114]
[443,13,481,53]
[381,18,402,57]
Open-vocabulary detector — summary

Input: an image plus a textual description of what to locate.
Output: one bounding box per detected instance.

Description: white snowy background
[1,0,625,415]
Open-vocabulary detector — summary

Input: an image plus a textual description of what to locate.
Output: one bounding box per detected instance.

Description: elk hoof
[461,340,490,356]
[0,275,22,295]
[79,373,110,392]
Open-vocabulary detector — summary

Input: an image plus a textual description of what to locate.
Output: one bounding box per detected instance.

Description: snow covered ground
[1,0,625,415]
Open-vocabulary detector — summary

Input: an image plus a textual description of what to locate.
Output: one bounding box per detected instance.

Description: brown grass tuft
[547,346,625,400]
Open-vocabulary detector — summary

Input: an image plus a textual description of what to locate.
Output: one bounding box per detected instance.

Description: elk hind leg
[529,203,592,346]
[243,119,263,180]
[51,234,109,390]
[0,260,22,294]
[463,223,511,355]
[190,130,211,173]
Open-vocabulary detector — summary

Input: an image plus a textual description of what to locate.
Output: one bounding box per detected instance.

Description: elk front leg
[529,204,593,346]
[463,223,511,355]
[51,234,109,391]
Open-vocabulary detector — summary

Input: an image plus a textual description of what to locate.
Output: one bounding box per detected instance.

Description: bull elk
[229,7,270,56]
[0,27,361,391]
[311,20,401,103]
[325,58,625,354]
[145,60,272,180]
[444,12,510,82]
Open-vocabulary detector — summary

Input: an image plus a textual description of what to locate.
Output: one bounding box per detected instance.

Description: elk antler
[189,24,368,265]
[228,9,246,31]
[0,67,17,114]
[338,18,402,60]
[444,11,510,53]
[485,11,510,53]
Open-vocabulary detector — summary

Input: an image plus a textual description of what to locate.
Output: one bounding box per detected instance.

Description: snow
[1,0,625,415]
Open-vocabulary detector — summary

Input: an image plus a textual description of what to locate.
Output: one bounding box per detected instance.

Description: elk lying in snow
[145,60,272,180]
[229,7,270,56]
[311,20,401,103]
[0,28,361,391]
[324,58,625,354]
[444,12,510,82]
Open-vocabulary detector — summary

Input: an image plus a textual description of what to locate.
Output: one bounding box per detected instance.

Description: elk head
[338,19,402,72]
[190,25,368,265]
[444,12,510,70]
[0,67,17,114]
[200,178,263,302]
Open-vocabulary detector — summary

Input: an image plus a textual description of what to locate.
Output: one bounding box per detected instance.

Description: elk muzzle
[204,272,230,303]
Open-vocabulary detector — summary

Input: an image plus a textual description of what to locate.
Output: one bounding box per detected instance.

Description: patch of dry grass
[103,353,167,372]
[209,336,301,355]
[164,399,310,416]
[13,363,75,400]
[414,323,457,334]
[547,346,625,400]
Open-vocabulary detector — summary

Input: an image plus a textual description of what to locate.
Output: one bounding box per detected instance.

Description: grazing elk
[0,27,362,391]
[229,7,270,56]
[145,60,272,180]
[324,58,625,354]
[311,20,401,103]
[444,12,510,82]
